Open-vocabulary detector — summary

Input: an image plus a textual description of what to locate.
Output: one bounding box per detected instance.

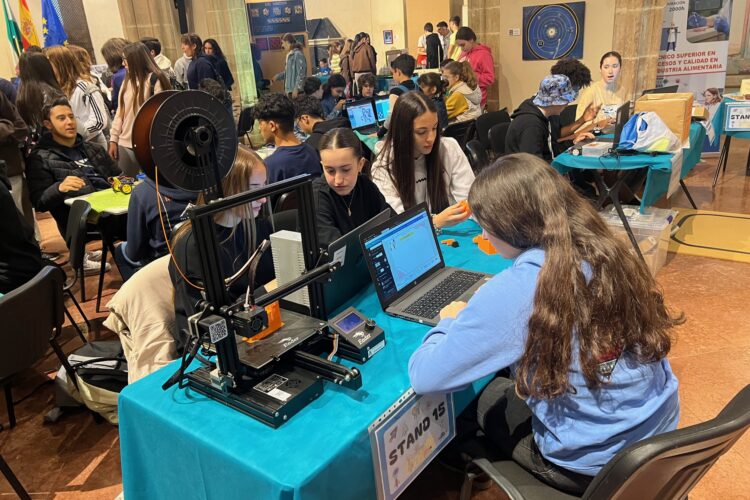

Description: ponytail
[444,61,478,90]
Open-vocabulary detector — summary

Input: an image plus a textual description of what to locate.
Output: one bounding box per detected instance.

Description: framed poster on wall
[246,0,306,36]
[522,2,585,60]
[383,30,394,45]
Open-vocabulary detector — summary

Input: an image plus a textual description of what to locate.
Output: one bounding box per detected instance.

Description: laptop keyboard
[403,271,484,320]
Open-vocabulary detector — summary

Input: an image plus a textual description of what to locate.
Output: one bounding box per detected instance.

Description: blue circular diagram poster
[523,2,585,61]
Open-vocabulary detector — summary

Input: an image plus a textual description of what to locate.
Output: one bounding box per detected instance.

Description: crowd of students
[0,23,683,496]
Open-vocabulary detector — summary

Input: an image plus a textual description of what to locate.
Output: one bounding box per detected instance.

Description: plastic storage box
[599,206,677,276]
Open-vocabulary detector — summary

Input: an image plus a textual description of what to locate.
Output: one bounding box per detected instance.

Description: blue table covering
[711,97,750,141]
[119,220,512,500]
[552,123,706,211]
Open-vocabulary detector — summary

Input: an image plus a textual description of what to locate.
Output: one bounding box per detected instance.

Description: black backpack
[149,72,185,95]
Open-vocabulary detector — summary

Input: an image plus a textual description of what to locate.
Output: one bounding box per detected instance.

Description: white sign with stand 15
[369,389,455,499]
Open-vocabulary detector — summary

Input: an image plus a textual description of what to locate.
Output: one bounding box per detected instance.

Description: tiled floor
[1,140,749,499]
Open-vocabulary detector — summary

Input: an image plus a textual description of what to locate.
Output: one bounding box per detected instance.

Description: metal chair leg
[712,136,731,189]
[66,289,91,331]
[0,453,30,500]
[63,305,88,344]
[79,265,87,303]
[4,383,15,429]
[680,180,698,209]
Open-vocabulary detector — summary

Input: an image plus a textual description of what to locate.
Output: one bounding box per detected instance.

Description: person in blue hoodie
[408,153,682,494]
[114,177,197,281]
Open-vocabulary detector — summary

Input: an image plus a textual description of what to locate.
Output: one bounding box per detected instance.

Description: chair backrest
[65,200,91,271]
[465,139,489,172]
[270,210,299,233]
[583,384,750,499]
[274,192,298,213]
[0,266,66,380]
[475,109,510,151]
[488,122,511,156]
[560,104,578,128]
[237,106,255,137]
[443,120,476,152]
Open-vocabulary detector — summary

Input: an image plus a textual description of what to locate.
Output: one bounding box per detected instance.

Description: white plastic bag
[618,111,682,153]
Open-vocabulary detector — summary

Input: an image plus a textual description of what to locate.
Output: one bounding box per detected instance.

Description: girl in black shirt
[312,128,393,247]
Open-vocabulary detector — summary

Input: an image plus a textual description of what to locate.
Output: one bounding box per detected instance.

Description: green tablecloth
[82,189,131,214]
[711,96,750,142]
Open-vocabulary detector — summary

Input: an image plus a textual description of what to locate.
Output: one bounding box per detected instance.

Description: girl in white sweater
[46,45,110,149]
[371,92,474,229]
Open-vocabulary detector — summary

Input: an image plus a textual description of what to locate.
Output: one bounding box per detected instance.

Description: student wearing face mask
[371,92,474,230]
[169,145,273,350]
[575,51,628,129]
[313,128,393,247]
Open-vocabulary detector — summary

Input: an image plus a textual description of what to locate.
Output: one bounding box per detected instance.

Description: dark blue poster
[522,2,585,61]
[247,0,307,36]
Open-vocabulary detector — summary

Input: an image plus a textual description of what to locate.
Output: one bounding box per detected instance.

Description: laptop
[345,98,379,134]
[576,102,631,148]
[324,209,392,316]
[359,204,492,326]
[642,85,678,95]
[375,95,391,124]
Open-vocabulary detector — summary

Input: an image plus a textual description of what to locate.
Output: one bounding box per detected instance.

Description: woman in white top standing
[575,51,628,129]
[371,92,474,230]
[108,42,172,176]
[45,45,110,149]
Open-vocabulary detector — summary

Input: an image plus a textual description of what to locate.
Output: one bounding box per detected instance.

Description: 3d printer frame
[182,174,362,426]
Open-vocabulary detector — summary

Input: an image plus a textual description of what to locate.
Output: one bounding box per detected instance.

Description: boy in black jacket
[505,74,590,162]
[26,97,119,238]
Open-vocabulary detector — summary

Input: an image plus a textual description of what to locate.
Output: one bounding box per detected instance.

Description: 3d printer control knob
[365,319,376,331]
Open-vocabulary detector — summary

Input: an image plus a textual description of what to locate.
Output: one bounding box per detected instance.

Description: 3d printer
[132,90,362,428]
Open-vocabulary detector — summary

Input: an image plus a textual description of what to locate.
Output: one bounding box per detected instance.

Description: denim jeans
[476,377,594,495]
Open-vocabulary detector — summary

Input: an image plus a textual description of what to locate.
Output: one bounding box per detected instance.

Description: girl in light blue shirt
[408,153,682,494]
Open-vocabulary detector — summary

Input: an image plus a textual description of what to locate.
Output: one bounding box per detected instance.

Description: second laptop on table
[359,203,492,327]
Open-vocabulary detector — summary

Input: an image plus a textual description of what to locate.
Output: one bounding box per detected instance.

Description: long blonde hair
[45,45,91,97]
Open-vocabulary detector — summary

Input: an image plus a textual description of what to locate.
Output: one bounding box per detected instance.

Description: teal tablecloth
[119,220,512,500]
[552,123,706,211]
[711,97,750,141]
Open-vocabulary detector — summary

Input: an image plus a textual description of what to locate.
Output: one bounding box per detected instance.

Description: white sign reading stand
[725,102,750,132]
[369,389,455,499]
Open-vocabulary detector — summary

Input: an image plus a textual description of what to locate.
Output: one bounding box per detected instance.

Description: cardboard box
[634,93,694,143]
[692,105,709,121]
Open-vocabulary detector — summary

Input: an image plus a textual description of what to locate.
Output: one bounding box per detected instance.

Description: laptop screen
[375,97,390,122]
[362,208,441,303]
[346,100,377,130]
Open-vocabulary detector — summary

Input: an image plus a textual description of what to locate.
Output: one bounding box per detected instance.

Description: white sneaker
[83,255,110,276]
[86,250,103,261]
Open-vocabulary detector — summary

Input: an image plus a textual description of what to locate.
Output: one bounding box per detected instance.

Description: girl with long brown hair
[16,52,64,133]
[108,42,171,176]
[45,45,110,148]
[370,91,474,229]
[169,145,272,349]
[408,153,682,494]
[68,44,111,105]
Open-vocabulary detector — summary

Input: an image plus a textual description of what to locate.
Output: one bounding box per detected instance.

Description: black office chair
[60,200,92,343]
[460,383,750,500]
[237,106,255,142]
[270,210,299,233]
[274,192,298,213]
[474,109,510,152]
[465,139,489,172]
[560,104,578,128]
[488,122,511,157]
[443,120,477,153]
[0,266,68,430]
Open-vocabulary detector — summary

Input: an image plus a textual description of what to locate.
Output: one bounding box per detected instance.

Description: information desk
[552,122,706,211]
[119,220,512,500]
